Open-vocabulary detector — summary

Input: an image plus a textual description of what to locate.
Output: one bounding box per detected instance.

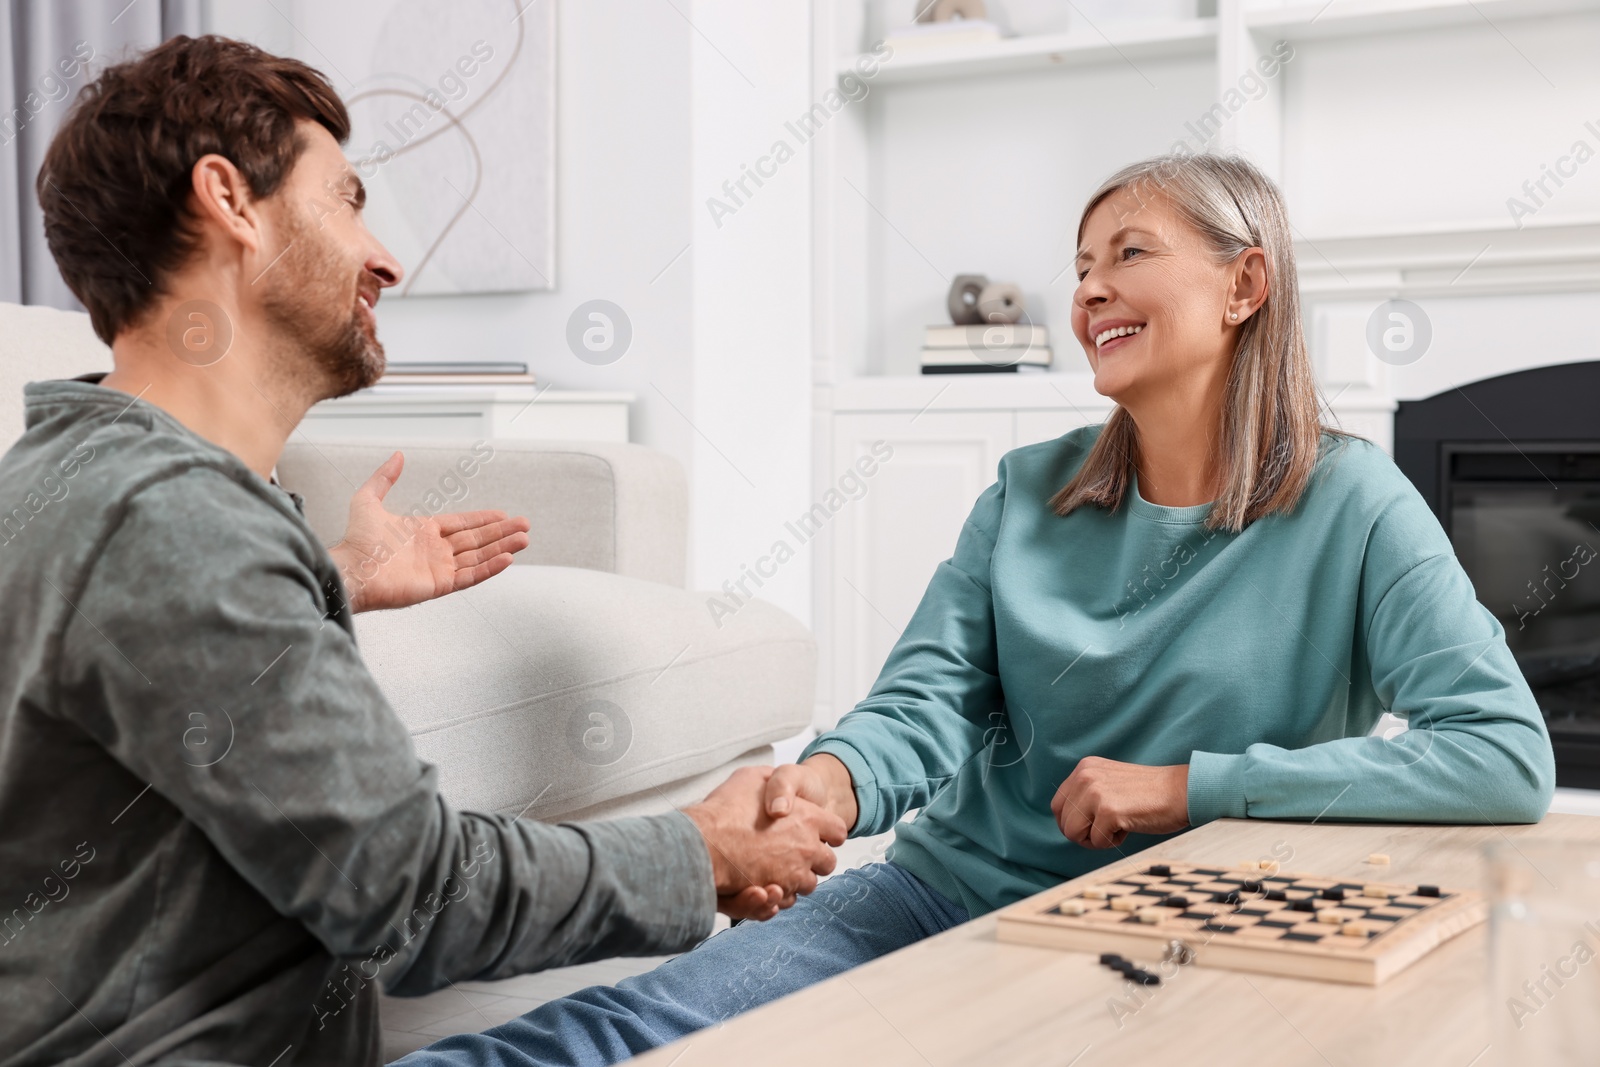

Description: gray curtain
[0,0,201,309]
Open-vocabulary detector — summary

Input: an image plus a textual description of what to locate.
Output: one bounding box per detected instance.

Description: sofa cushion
[353,565,814,820]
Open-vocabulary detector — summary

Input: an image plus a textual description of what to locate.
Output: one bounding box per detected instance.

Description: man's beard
[259,212,386,400]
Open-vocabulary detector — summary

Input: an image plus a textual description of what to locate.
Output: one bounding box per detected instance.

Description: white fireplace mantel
[1295,217,1600,300]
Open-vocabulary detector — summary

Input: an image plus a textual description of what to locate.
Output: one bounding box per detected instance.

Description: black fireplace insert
[1394,360,1600,789]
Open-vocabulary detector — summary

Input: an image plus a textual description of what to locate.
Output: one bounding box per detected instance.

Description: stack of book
[378,361,535,386]
[921,324,1051,374]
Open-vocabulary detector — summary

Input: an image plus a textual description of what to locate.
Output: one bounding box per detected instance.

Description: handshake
[682,754,860,922]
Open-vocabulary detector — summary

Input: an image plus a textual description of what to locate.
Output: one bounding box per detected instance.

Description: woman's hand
[1051,757,1189,849]
[762,753,859,834]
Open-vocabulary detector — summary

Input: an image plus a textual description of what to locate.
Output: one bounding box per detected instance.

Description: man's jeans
[393,862,969,1067]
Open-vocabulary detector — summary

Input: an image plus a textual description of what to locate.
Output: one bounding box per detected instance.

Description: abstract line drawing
[310,0,555,295]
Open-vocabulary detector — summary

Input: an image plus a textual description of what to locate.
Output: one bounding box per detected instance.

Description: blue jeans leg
[391,862,968,1067]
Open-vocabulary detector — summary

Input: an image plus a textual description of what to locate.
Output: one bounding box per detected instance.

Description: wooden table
[633,815,1599,1067]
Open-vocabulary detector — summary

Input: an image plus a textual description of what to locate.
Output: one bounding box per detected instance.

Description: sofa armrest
[276,438,687,586]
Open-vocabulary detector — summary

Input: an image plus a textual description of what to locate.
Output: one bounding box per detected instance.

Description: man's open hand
[1051,757,1190,850]
[684,766,847,922]
[328,451,531,613]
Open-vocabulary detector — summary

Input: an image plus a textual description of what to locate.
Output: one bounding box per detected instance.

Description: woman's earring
[1230,312,1239,320]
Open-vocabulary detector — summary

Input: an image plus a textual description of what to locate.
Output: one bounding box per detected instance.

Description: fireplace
[1394,361,1600,789]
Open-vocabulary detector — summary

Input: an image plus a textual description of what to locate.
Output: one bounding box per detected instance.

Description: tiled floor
[380,829,896,1062]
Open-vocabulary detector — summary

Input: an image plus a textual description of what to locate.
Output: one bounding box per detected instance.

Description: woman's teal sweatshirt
[803,427,1556,918]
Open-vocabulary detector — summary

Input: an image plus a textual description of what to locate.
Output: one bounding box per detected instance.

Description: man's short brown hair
[37,35,350,343]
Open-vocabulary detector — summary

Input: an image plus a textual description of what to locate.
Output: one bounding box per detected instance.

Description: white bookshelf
[806,0,1600,725]
[836,18,1219,84]
[813,0,1600,387]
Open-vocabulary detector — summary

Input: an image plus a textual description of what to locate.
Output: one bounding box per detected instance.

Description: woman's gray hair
[1050,153,1347,532]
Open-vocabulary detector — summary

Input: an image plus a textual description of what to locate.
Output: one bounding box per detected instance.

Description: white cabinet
[300,386,633,443]
[823,410,1013,722]
[1015,407,1107,448]
[817,374,1122,726]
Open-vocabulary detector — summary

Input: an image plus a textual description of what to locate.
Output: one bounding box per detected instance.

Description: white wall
[1282,13,1600,237]
[688,0,815,625]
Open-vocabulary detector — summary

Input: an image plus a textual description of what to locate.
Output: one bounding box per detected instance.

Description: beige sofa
[1,301,812,823]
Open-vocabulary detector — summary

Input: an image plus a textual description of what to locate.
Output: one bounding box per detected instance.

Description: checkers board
[995,858,1486,985]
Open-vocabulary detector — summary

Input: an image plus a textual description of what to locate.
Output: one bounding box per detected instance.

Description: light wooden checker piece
[996,859,1486,985]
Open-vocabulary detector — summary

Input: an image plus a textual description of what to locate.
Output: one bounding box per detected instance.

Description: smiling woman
[1058,154,1330,529]
[390,152,1557,1067]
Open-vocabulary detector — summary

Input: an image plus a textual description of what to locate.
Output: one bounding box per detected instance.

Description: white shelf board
[338,385,636,404]
[825,371,1110,412]
[840,18,1218,86]
[1244,0,1600,42]
[303,386,635,443]
[822,372,1394,413]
